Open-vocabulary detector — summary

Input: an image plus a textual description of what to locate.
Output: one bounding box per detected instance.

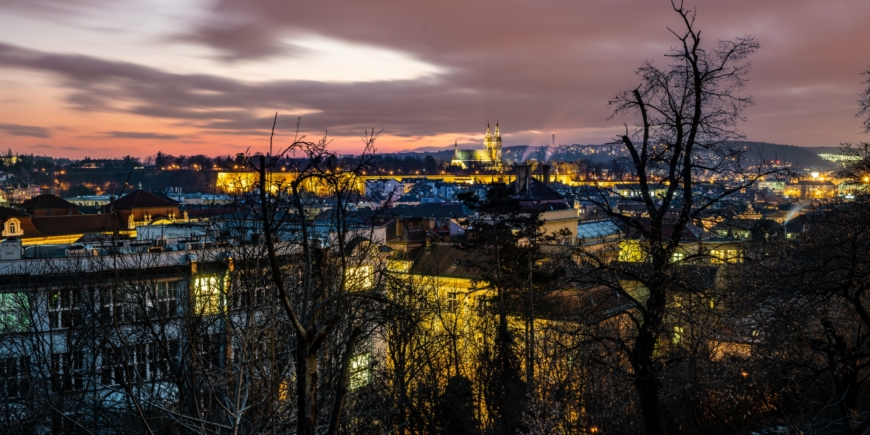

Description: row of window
[618,241,744,265]
[48,281,186,329]
[3,266,373,332]
[101,341,179,386]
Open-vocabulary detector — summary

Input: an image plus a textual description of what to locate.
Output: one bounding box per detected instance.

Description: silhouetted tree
[575,3,763,434]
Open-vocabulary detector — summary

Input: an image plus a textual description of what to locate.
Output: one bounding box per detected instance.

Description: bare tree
[573,3,763,434]
[251,117,388,435]
[735,199,870,435]
[859,68,870,134]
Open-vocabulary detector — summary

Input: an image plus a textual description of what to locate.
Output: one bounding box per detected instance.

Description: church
[450,122,504,171]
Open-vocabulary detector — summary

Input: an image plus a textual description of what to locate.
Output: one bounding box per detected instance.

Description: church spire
[495,120,500,138]
[486,121,491,139]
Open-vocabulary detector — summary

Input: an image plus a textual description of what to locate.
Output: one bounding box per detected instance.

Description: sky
[1,0,869,159]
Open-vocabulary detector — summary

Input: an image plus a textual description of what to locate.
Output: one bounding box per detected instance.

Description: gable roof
[21,194,78,211]
[109,190,178,209]
[410,243,485,279]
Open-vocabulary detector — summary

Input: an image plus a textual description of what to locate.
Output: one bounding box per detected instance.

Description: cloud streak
[103,131,182,140]
[0,122,52,138]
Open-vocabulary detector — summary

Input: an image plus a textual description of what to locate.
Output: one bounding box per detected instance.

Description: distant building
[101,190,181,229]
[784,180,837,199]
[9,184,41,203]
[450,122,504,171]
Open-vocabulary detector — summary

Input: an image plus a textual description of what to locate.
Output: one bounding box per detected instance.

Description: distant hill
[731,142,838,169]
[383,141,840,169]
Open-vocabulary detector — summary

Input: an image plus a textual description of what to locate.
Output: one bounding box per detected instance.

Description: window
[49,290,80,329]
[0,292,29,333]
[102,341,177,385]
[671,252,685,263]
[230,277,266,310]
[711,249,742,264]
[3,218,22,237]
[447,292,459,312]
[672,326,684,345]
[0,356,30,398]
[727,250,742,263]
[51,352,84,392]
[148,281,179,317]
[477,297,493,314]
[195,276,224,315]
[348,354,371,390]
[101,286,145,324]
[195,333,224,371]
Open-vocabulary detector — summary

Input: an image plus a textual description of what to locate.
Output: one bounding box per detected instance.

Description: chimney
[514,165,530,194]
[542,165,551,186]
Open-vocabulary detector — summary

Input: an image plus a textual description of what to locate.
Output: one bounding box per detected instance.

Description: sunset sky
[1,0,869,159]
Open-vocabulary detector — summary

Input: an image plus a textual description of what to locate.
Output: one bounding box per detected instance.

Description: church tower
[493,120,503,163]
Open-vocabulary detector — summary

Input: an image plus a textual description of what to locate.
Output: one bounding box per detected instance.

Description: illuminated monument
[450,121,504,171]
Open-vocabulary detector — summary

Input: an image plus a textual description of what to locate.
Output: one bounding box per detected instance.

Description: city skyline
[1,0,869,159]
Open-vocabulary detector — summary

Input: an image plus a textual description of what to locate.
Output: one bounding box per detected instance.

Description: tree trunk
[327,328,362,435]
[296,346,318,435]
[634,350,666,435]
[633,267,668,435]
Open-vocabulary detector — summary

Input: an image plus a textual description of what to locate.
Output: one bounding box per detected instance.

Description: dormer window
[3,218,23,237]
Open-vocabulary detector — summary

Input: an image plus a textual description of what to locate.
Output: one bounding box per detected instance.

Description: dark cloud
[0,123,52,138]
[103,131,182,140]
[173,23,307,62]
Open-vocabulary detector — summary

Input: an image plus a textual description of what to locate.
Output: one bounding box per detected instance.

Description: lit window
[672,326,684,345]
[195,276,224,315]
[727,250,741,263]
[671,252,684,263]
[710,250,724,265]
[0,292,29,333]
[348,354,371,390]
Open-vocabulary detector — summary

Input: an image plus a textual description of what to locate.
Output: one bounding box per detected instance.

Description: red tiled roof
[21,194,78,211]
[0,208,44,238]
[31,214,124,236]
[0,207,30,219]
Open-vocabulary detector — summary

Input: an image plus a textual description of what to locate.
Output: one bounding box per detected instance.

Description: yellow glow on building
[345,265,374,291]
[618,240,647,263]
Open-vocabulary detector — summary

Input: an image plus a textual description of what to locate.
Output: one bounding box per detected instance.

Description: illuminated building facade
[451,121,504,171]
